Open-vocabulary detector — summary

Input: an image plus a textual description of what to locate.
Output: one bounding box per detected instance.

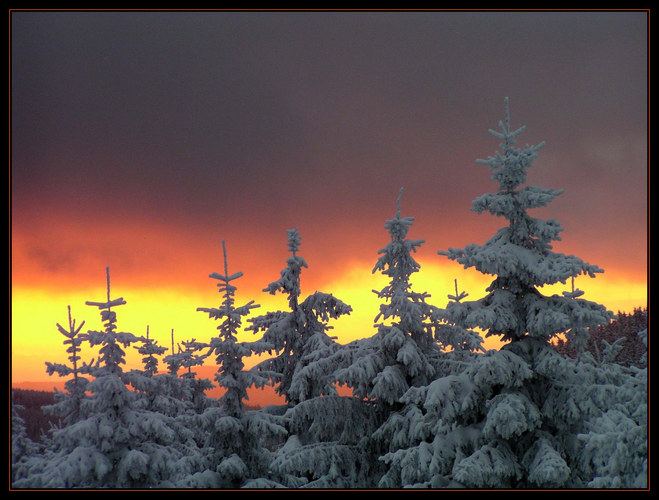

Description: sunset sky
[10,10,648,387]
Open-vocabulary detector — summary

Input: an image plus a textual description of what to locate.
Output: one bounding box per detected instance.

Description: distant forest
[13,306,647,445]
[553,307,648,367]
[11,389,56,443]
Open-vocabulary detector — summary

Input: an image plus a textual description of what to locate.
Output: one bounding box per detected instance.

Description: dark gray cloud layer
[11,11,647,271]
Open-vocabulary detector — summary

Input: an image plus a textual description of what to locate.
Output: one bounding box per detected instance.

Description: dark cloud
[11,10,647,276]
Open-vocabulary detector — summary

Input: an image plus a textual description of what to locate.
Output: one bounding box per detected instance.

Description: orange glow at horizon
[11,257,647,386]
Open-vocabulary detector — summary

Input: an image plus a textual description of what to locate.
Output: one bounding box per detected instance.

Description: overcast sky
[11,10,647,289]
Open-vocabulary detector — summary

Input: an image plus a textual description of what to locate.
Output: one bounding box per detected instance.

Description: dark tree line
[11,390,57,443]
[554,307,648,367]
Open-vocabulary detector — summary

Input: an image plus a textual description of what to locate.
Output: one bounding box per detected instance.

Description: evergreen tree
[376,279,486,488]
[14,268,205,488]
[248,228,352,406]
[42,306,95,426]
[196,240,267,417]
[13,306,93,487]
[247,228,361,487]
[328,189,448,487]
[176,338,215,413]
[336,189,442,404]
[136,326,167,376]
[124,325,170,413]
[189,240,285,488]
[439,98,611,346]
[398,97,642,488]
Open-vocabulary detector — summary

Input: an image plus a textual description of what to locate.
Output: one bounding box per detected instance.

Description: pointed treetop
[287,228,302,256]
[440,98,612,343]
[216,239,243,282]
[208,240,244,284]
[56,305,86,340]
[476,97,545,193]
[84,267,127,310]
[395,187,404,219]
[197,239,259,331]
[222,239,229,278]
[488,96,526,144]
[261,228,308,308]
[384,187,416,242]
[447,278,469,303]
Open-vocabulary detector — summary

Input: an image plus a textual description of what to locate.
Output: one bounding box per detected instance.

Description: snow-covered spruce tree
[384,98,634,488]
[126,328,214,421]
[42,305,95,427]
[124,326,170,412]
[12,306,94,487]
[189,240,286,488]
[136,326,167,376]
[376,279,486,489]
[175,338,215,414]
[14,268,205,488]
[248,228,353,406]
[246,228,365,488]
[336,189,442,404]
[321,189,450,487]
[439,98,612,346]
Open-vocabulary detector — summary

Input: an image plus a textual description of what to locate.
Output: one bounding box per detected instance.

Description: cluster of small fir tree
[13,268,206,488]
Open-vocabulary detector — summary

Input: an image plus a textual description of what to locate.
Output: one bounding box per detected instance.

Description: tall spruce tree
[336,189,441,405]
[381,98,642,488]
[190,240,285,488]
[248,228,352,405]
[248,229,382,488]
[196,240,266,418]
[377,277,486,488]
[124,326,169,413]
[246,228,358,487]
[439,98,612,346]
[328,189,447,487]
